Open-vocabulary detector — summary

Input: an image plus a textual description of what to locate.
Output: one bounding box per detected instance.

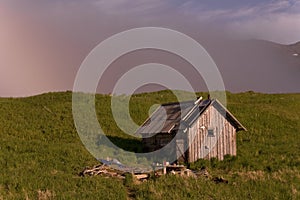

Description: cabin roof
[135,99,246,135]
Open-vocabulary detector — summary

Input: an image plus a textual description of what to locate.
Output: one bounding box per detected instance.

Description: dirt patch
[37,189,55,200]
[237,170,265,180]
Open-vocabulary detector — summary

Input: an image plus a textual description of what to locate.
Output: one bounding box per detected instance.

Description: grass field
[0,91,299,199]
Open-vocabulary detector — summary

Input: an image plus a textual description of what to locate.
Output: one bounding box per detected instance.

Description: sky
[0,0,300,97]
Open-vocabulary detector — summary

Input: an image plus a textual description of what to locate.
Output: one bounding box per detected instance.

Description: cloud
[178,0,300,43]
[0,0,299,96]
[226,0,300,44]
[180,0,295,20]
[91,0,171,15]
[229,12,300,44]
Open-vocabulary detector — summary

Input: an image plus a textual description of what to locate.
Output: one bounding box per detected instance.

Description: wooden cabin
[135,98,246,163]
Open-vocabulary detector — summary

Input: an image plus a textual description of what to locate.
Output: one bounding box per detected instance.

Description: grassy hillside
[0,91,299,199]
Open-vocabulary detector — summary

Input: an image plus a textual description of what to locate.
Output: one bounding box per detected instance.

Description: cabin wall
[142,133,174,152]
[187,105,237,162]
[142,132,188,163]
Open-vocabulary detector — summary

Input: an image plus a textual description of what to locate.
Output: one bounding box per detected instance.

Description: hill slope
[204,39,300,93]
[0,91,299,199]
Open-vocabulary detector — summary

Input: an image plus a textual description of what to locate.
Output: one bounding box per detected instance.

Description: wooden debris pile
[194,167,211,178]
[80,164,151,181]
[80,164,124,179]
[79,163,227,184]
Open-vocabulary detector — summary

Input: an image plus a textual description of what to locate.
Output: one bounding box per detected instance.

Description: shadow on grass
[97,135,144,153]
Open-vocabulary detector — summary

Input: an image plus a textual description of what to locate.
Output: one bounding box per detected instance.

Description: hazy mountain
[193,39,300,93]
[110,39,300,94]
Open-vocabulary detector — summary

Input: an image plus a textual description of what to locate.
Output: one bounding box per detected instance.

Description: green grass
[0,91,299,199]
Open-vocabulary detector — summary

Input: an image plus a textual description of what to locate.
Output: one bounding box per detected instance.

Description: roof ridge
[161,100,195,106]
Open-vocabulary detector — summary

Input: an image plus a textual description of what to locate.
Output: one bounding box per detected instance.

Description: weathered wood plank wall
[187,105,237,162]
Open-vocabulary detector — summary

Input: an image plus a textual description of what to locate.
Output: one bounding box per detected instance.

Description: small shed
[135,98,246,163]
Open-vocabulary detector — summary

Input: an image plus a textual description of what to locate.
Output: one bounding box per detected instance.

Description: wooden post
[163,161,166,175]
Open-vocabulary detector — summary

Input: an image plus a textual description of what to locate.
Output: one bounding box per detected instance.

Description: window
[207,128,215,137]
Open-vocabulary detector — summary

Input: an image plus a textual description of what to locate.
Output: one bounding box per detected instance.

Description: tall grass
[0,91,299,199]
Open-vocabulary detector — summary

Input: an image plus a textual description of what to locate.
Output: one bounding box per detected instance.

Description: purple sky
[1,0,300,97]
